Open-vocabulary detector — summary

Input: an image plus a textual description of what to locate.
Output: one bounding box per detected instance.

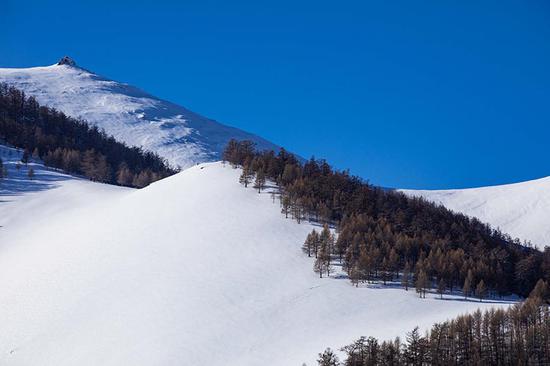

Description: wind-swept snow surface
[0,59,278,169]
[401,177,550,249]
[0,160,509,366]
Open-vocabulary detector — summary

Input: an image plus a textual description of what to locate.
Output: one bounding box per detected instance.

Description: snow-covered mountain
[0,57,279,169]
[401,177,550,249]
[0,145,508,366]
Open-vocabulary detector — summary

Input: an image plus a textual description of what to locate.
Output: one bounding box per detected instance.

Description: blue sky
[2,0,549,189]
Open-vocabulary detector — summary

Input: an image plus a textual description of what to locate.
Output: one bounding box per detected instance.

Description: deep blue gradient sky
[2,0,549,189]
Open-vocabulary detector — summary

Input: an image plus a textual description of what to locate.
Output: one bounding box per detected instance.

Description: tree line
[223,139,550,298]
[314,282,550,366]
[0,83,175,187]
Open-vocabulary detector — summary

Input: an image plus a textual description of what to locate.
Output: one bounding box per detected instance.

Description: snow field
[0,158,511,365]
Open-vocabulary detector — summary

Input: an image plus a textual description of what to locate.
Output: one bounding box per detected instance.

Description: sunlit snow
[0,61,279,170]
[0,146,511,366]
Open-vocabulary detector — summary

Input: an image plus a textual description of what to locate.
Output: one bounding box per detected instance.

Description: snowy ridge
[0,58,279,169]
[401,176,550,249]
[0,151,510,366]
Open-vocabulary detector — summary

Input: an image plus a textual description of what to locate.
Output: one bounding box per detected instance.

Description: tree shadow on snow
[0,163,75,197]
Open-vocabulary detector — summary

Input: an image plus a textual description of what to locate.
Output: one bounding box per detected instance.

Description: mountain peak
[0,60,280,170]
[57,56,77,67]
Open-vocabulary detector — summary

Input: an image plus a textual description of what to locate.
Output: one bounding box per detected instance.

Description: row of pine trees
[224,141,550,365]
[303,226,495,302]
[0,83,175,187]
[223,139,550,298]
[315,283,550,366]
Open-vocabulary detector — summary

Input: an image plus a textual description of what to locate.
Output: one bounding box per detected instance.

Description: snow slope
[0,152,511,365]
[0,58,279,169]
[0,145,125,230]
[401,177,550,249]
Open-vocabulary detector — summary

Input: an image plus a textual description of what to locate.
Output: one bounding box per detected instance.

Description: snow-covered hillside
[0,150,510,366]
[0,144,125,234]
[0,57,278,169]
[401,177,550,249]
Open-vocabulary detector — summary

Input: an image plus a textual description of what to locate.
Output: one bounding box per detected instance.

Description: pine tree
[27,167,35,180]
[437,278,445,299]
[314,255,325,278]
[239,166,253,187]
[81,149,97,180]
[349,264,361,288]
[401,261,411,291]
[388,248,399,279]
[341,336,369,366]
[529,279,549,303]
[381,257,390,285]
[319,224,333,276]
[61,149,80,172]
[292,199,303,224]
[416,270,428,298]
[302,230,318,257]
[320,224,333,255]
[95,154,111,182]
[253,169,266,193]
[116,163,134,186]
[358,244,371,283]
[475,279,487,302]
[317,348,339,366]
[21,149,29,165]
[312,229,322,258]
[281,163,298,185]
[315,234,331,277]
[281,194,291,218]
[404,327,428,365]
[463,269,473,299]
[133,170,153,188]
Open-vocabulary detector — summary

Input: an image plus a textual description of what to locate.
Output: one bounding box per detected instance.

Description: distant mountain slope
[0,85,175,187]
[401,176,550,249]
[0,157,506,366]
[0,57,279,169]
